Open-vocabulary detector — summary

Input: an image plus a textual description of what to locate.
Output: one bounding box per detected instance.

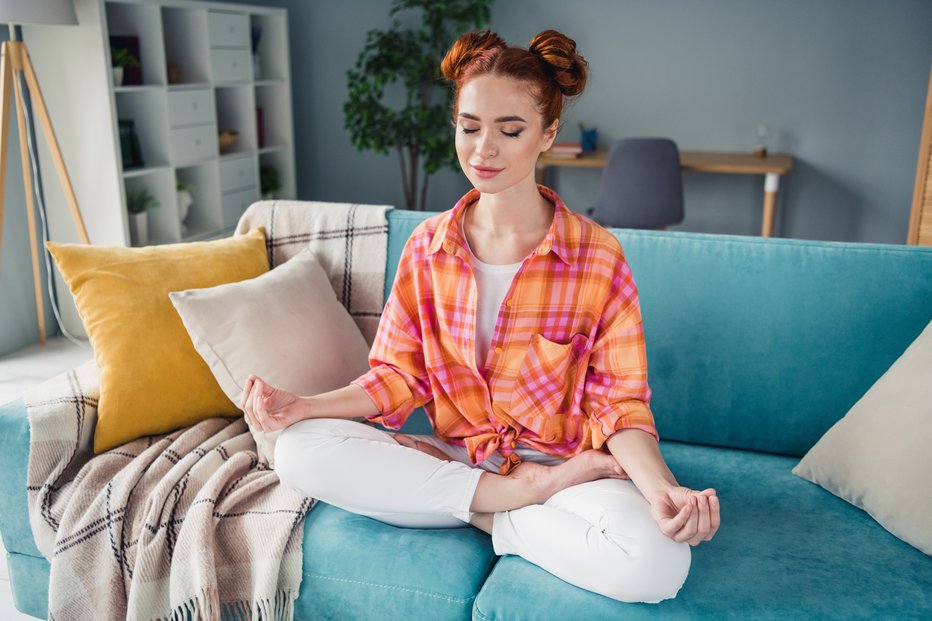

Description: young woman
[241,29,719,603]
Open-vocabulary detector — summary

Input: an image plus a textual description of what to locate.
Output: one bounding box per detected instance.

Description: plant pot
[128,211,148,246]
[112,66,124,87]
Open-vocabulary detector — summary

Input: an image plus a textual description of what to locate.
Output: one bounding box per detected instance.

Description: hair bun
[441,30,507,82]
[528,29,588,97]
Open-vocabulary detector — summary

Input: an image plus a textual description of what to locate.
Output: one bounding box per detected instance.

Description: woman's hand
[649,486,720,546]
[241,374,309,433]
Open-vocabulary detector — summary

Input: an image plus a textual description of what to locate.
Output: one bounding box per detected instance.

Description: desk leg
[761,173,780,237]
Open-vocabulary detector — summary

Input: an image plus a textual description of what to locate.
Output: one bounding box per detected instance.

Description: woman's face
[455,74,557,195]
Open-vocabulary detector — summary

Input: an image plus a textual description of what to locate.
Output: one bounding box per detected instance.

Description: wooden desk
[536,149,794,237]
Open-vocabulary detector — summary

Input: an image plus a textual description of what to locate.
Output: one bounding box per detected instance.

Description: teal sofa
[2,209,932,620]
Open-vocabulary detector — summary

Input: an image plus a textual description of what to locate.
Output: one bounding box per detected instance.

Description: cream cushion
[793,319,932,555]
[169,248,372,466]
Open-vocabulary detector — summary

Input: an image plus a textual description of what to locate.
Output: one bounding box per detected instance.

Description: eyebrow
[459,113,527,123]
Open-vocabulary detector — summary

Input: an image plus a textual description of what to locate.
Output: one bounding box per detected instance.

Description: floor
[0,336,94,620]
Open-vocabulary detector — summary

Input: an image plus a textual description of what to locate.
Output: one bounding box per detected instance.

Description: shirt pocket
[509,333,589,441]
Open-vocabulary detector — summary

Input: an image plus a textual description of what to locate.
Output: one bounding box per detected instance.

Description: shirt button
[510,440,517,448]
[494,346,502,355]
[505,299,512,307]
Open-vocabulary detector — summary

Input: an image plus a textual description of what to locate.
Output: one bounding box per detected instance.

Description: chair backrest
[592,138,684,229]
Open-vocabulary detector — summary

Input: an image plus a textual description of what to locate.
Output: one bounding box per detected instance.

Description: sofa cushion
[793,319,932,555]
[169,248,372,467]
[473,441,932,620]
[297,502,496,620]
[46,229,270,453]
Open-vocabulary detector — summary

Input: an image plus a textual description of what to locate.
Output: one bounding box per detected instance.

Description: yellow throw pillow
[47,228,269,453]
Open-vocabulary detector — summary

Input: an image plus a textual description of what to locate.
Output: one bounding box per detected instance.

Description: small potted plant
[111,47,140,86]
[126,187,158,246]
[260,165,282,199]
[176,178,195,234]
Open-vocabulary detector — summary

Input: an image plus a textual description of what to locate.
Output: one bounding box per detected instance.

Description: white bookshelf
[26,0,296,250]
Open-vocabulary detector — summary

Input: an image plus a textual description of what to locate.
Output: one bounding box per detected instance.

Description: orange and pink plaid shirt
[352,186,657,474]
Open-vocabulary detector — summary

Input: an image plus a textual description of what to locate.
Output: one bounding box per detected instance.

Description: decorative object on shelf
[753,122,770,158]
[166,60,182,84]
[580,123,598,152]
[256,106,264,148]
[126,187,158,246]
[251,24,262,79]
[109,35,141,85]
[176,178,194,235]
[0,0,91,345]
[344,0,493,210]
[260,164,281,199]
[118,119,145,169]
[218,129,239,153]
[110,45,139,87]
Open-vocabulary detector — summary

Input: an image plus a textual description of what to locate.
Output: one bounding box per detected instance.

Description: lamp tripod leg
[0,42,13,271]
[11,58,46,344]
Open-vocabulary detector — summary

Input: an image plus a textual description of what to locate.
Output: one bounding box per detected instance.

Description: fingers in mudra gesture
[240,374,304,433]
[651,487,720,546]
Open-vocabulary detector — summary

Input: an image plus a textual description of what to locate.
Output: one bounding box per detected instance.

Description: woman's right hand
[241,374,309,433]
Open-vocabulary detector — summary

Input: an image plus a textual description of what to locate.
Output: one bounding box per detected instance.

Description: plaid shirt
[352,186,657,474]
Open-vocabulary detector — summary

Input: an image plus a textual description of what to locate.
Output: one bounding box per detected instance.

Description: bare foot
[392,433,452,462]
[509,450,627,504]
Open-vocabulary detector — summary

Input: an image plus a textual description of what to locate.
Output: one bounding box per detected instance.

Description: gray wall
[232,0,932,242]
[0,26,58,358]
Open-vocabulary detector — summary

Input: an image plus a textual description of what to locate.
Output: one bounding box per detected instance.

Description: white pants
[274,418,691,603]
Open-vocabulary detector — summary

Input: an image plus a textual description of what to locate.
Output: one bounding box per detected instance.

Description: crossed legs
[274,418,690,602]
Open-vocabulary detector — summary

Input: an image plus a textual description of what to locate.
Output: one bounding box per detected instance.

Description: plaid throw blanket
[234,200,393,345]
[25,361,312,620]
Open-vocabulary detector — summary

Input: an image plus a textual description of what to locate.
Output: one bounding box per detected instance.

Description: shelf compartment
[250,13,287,82]
[124,169,179,246]
[162,7,210,85]
[259,148,294,200]
[254,83,290,149]
[215,86,257,154]
[115,90,170,171]
[176,162,223,240]
[222,187,260,229]
[208,11,251,49]
[106,2,167,86]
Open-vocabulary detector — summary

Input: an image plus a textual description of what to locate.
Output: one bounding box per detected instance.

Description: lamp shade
[0,0,77,26]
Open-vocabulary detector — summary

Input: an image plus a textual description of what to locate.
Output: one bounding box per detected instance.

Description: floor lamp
[0,0,89,345]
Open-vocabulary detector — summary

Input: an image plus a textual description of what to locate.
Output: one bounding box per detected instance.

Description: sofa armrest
[0,397,43,558]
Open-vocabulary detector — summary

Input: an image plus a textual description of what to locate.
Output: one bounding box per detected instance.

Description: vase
[112,66,124,87]
[128,212,148,246]
[177,190,193,234]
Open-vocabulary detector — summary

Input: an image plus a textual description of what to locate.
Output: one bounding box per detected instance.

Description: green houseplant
[260,165,282,199]
[126,187,158,246]
[344,0,493,211]
[110,47,139,87]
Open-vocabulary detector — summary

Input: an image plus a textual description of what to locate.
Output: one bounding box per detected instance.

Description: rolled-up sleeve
[582,257,658,450]
[351,237,432,429]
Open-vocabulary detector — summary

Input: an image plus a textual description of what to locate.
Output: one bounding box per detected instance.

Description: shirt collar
[427,185,579,266]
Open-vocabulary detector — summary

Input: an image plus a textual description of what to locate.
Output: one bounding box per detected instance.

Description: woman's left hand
[649,486,720,546]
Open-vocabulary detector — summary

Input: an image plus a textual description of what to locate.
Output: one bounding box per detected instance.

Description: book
[548,142,583,157]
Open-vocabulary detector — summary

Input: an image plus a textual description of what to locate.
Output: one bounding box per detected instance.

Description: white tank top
[461,212,522,369]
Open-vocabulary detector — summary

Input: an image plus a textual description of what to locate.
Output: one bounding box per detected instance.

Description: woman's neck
[471,176,553,234]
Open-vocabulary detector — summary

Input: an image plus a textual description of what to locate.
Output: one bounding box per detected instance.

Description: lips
[472,165,503,179]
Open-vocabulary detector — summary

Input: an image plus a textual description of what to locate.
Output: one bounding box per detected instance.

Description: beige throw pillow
[169,248,372,466]
[793,319,932,555]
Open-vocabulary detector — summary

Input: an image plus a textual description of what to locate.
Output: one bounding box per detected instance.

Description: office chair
[588,138,684,229]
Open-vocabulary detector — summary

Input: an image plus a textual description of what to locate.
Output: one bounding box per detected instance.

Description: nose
[477,130,498,159]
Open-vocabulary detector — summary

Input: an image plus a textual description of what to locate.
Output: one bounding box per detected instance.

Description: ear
[540,120,559,152]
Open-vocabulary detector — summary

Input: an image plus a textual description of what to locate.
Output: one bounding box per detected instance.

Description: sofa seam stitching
[305,572,477,604]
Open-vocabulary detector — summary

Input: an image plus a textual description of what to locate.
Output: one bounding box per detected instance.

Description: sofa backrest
[386,210,932,457]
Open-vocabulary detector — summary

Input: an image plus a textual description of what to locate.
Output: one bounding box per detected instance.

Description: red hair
[441,29,588,129]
